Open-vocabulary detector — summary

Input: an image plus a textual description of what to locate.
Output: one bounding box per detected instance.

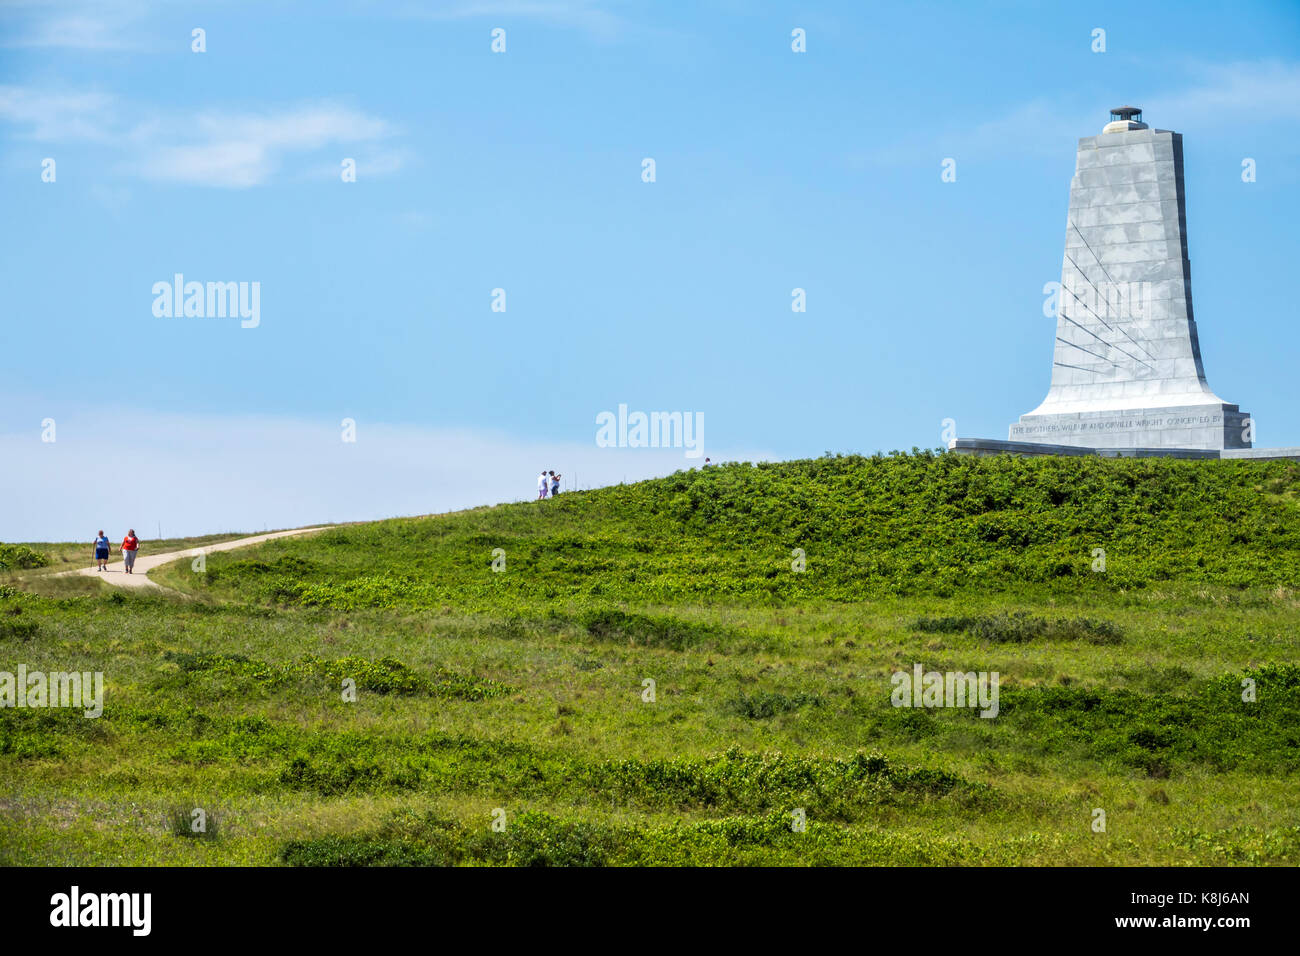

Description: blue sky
[2,0,1298,541]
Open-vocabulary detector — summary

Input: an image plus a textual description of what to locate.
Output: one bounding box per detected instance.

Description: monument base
[1008,403,1252,451]
[948,438,1300,461]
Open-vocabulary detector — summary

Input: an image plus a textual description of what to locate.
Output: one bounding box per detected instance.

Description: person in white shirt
[538,470,549,499]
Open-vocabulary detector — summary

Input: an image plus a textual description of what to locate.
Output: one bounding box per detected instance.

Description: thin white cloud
[0,86,117,141]
[138,140,273,188]
[200,107,391,151]
[138,104,396,187]
[0,0,152,50]
[1148,60,1300,125]
[357,148,409,177]
[0,89,401,188]
[303,146,411,183]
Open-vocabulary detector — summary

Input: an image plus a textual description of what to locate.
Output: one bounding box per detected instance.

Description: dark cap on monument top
[1109,106,1142,122]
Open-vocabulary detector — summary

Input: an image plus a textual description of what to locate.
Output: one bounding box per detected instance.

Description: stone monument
[951,108,1295,460]
[1013,106,1249,450]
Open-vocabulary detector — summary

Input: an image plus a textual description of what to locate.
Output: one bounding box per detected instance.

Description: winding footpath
[69,528,331,589]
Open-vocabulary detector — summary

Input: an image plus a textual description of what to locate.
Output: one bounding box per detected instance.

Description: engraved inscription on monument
[1011,413,1224,439]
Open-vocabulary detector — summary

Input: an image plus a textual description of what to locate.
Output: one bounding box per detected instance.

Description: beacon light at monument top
[952,107,1298,461]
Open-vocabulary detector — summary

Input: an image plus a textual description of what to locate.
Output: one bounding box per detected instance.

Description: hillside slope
[167,452,1300,609]
[4,452,1299,867]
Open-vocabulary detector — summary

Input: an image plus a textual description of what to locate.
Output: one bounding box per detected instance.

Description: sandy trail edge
[66,527,333,589]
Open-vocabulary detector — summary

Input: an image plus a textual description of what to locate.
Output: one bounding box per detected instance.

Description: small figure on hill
[121,529,139,573]
[703,458,712,468]
[537,470,549,500]
[550,471,561,497]
[93,530,111,571]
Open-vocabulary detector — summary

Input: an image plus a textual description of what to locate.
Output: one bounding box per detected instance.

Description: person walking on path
[550,471,561,497]
[121,529,140,574]
[93,530,111,571]
[537,470,549,500]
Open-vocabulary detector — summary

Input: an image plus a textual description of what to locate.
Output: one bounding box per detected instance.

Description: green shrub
[281,806,1017,867]
[281,834,447,867]
[281,810,629,867]
[477,811,628,867]
[914,612,1123,644]
[167,806,220,841]
[727,691,822,719]
[576,608,730,650]
[0,616,38,641]
[278,754,413,795]
[996,664,1300,774]
[158,651,509,700]
[0,545,49,571]
[584,746,989,813]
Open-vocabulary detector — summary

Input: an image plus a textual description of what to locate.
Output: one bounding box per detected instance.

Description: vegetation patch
[997,664,1300,775]
[159,652,509,700]
[913,612,1123,644]
[0,544,49,571]
[281,807,1019,867]
[574,608,736,651]
[167,806,221,842]
[0,614,38,642]
[584,747,993,815]
[282,809,635,867]
[262,728,994,815]
[726,690,822,719]
[0,707,111,759]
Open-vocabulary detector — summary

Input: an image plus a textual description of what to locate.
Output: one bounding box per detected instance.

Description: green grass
[2,452,1298,865]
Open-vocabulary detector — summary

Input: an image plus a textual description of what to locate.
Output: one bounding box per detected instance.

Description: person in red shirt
[121,529,139,574]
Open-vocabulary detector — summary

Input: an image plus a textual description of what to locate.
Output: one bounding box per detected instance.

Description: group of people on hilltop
[537,470,562,499]
[93,529,140,573]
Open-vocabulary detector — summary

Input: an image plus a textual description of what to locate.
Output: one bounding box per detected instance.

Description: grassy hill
[2,453,1299,866]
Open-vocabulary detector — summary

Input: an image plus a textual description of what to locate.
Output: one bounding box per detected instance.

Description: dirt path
[71,528,332,589]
